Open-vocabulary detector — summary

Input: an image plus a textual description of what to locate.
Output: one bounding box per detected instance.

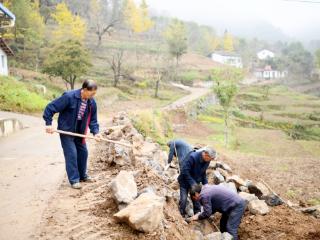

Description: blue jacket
[178,151,209,188]
[43,89,99,135]
[167,139,192,165]
[198,184,244,220]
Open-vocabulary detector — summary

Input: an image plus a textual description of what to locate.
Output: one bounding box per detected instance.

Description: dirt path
[163,82,211,110]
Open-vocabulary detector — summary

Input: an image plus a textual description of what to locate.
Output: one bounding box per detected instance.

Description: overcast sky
[146,0,320,40]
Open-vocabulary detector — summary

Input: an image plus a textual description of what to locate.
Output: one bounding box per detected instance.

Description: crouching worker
[177,147,216,217]
[188,184,246,240]
[43,80,102,189]
[166,139,193,170]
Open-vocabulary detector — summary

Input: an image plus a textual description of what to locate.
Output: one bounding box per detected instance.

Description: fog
[147,0,320,41]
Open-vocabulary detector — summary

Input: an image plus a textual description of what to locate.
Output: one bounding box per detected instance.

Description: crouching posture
[189,184,246,240]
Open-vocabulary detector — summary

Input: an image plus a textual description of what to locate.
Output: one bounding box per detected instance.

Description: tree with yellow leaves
[51,3,86,42]
[122,0,154,34]
[223,30,234,52]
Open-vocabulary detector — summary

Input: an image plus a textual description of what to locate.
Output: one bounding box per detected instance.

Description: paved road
[0,111,65,239]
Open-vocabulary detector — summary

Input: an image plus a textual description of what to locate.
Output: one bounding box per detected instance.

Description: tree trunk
[224,111,229,147]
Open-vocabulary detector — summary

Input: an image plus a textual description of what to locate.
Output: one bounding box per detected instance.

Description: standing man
[188,184,246,240]
[166,139,193,170]
[43,80,101,189]
[177,147,216,217]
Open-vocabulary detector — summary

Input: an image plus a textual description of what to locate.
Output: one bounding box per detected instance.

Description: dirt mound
[239,205,320,239]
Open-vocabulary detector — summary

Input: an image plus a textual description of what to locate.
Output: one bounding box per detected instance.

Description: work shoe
[80,176,95,183]
[71,182,82,189]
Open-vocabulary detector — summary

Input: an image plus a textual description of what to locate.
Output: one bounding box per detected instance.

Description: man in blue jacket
[167,139,193,169]
[188,184,246,240]
[43,80,101,189]
[177,147,216,217]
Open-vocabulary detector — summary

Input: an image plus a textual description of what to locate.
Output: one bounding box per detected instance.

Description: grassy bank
[0,76,48,113]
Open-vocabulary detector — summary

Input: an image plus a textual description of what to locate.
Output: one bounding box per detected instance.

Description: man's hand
[94,133,103,142]
[45,126,54,134]
[186,213,199,223]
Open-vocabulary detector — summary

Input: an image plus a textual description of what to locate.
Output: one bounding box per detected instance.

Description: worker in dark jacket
[188,184,246,240]
[177,147,216,217]
[166,139,193,169]
[43,80,101,189]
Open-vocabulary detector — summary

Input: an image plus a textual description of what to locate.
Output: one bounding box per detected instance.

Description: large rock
[248,182,270,198]
[215,161,232,173]
[213,170,225,184]
[299,205,320,218]
[248,199,270,215]
[114,192,164,232]
[204,232,221,240]
[204,232,233,240]
[107,143,134,166]
[111,171,137,204]
[227,175,246,188]
[239,192,258,204]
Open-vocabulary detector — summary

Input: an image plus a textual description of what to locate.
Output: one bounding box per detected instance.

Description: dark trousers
[179,185,201,216]
[220,200,246,240]
[60,135,88,184]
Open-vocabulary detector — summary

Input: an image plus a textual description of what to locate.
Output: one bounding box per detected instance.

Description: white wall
[0,48,8,76]
[211,53,243,68]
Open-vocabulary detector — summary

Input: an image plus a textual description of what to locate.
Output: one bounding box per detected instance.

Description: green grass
[0,76,48,113]
[131,109,173,146]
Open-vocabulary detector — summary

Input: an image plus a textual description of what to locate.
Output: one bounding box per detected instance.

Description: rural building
[254,65,287,80]
[0,3,15,76]
[208,51,243,68]
[257,49,275,60]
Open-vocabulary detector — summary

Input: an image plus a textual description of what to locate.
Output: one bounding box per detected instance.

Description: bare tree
[107,50,124,87]
[90,0,121,47]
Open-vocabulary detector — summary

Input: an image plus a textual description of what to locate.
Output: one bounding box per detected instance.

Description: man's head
[167,140,173,147]
[190,184,202,201]
[201,147,216,162]
[81,79,98,99]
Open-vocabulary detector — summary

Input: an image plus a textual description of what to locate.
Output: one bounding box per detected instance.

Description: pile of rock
[99,111,315,239]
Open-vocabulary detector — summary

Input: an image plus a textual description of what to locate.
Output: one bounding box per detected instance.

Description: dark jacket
[178,151,209,188]
[167,139,192,165]
[43,89,99,135]
[198,184,244,220]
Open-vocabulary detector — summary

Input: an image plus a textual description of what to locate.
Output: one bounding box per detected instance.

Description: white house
[0,38,14,75]
[254,65,287,80]
[0,3,15,76]
[208,51,243,68]
[257,49,275,60]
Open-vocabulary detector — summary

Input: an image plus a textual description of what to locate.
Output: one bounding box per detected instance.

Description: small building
[0,3,15,76]
[208,51,243,68]
[254,65,287,80]
[0,38,14,75]
[257,49,275,60]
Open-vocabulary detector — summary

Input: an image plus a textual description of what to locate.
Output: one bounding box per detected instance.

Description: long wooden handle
[54,129,132,148]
